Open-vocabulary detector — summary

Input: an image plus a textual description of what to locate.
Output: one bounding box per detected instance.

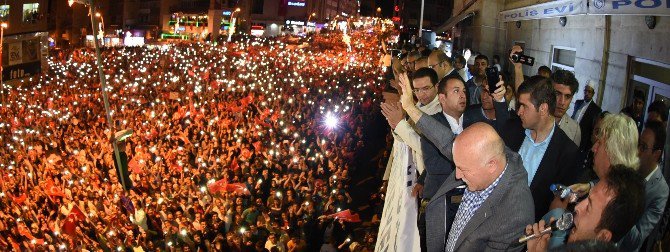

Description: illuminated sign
[285,20,305,26]
[288,1,305,7]
[222,11,232,16]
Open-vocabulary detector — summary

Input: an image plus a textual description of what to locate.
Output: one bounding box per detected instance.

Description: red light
[394,5,400,12]
[392,17,400,22]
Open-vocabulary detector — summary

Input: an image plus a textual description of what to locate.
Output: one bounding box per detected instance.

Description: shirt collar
[467,164,508,196]
[646,165,660,182]
[524,122,556,146]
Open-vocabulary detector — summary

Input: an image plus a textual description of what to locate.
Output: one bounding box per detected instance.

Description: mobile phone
[485,67,499,93]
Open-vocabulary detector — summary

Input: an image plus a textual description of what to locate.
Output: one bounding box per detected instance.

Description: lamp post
[0,22,6,105]
[95,12,105,45]
[227,8,241,42]
[69,0,128,191]
[304,13,315,33]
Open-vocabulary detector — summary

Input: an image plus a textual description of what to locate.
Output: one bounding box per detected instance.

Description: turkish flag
[45,180,66,198]
[329,209,361,223]
[12,194,27,205]
[207,179,228,194]
[61,205,86,236]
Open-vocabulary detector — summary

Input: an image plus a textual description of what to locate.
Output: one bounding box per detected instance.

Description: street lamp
[0,22,7,104]
[305,13,316,33]
[227,8,241,42]
[95,12,105,44]
[68,0,128,191]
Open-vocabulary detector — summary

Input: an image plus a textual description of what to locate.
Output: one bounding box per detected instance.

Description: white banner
[375,141,421,252]
[500,0,587,22]
[8,42,22,66]
[589,0,670,15]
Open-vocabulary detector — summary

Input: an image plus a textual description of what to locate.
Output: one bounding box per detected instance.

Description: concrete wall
[455,0,670,115]
[504,14,670,114]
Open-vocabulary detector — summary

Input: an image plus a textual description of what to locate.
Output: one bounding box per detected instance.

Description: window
[551,46,576,72]
[23,3,40,23]
[252,0,264,14]
[0,5,9,22]
[626,57,670,122]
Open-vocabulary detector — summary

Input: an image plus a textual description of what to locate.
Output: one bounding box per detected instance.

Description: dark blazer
[620,168,669,251]
[418,112,456,199]
[500,117,581,221]
[415,113,535,252]
[573,100,602,151]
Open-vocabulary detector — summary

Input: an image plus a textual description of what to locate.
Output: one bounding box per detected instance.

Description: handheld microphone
[518,212,573,243]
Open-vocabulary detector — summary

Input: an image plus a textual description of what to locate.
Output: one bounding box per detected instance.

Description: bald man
[398,74,535,251]
[428,50,458,82]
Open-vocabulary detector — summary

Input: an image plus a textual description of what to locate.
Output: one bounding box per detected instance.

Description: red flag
[207,179,228,194]
[226,183,251,195]
[61,205,86,236]
[45,180,66,198]
[252,141,262,150]
[231,157,239,170]
[18,224,45,245]
[12,194,27,205]
[329,209,361,223]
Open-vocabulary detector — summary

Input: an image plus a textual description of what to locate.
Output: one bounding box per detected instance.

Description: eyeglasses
[413,85,435,94]
[638,143,651,152]
[428,60,447,69]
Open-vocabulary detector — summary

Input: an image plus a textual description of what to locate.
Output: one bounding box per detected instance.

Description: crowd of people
[376,40,670,252]
[0,26,391,251]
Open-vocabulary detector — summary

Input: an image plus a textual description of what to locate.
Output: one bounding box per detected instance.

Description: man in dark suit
[428,50,459,83]
[397,73,532,251]
[500,76,580,221]
[572,81,602,152]
[622,120,669,251]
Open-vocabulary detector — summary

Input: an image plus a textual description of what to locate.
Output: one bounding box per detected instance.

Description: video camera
[511,52,535,66]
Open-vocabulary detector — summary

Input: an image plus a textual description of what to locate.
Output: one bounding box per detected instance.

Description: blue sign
[500,0,586,22]
[589,0,670,15]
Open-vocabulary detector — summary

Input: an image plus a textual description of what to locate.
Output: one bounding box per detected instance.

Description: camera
[511,52,535,66]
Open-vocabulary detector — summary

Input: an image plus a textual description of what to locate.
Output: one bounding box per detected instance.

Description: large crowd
[0,27,390,251]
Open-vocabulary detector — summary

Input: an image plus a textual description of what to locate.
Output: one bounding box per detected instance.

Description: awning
[588,0,670,16]
[499,0,587,22]
[435,12,475,33]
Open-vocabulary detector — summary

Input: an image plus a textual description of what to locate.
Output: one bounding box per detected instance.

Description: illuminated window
[0,5,9,22]
[23,3,40,23]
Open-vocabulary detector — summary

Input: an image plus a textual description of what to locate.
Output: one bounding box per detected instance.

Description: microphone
[518,212,573,243]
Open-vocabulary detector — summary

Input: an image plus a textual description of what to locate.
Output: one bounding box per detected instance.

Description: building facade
[439,0,670,177]
[1,0,48,83]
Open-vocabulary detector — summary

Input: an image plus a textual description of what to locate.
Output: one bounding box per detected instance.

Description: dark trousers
[418,198,428,252]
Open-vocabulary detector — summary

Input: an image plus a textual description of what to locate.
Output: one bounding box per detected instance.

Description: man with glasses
[427,50,458,83]
[402,51,422,73]
[619,120,669,251]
